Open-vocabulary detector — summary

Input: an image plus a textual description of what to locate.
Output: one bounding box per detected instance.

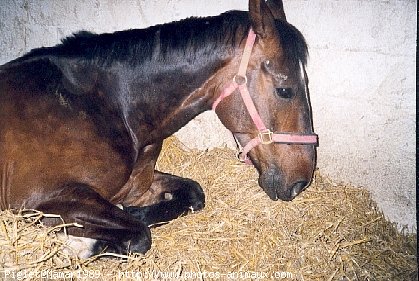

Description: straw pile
[0,137,417,281]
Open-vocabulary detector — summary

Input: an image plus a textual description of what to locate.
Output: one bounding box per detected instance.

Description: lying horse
[0,0,317,256]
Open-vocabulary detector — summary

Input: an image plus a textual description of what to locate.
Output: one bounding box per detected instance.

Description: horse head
[214,0,317,201]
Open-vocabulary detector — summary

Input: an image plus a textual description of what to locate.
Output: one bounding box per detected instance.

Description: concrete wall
[0,0,416,231]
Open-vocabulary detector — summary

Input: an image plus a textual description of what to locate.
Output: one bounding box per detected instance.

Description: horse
[0,0,317,257]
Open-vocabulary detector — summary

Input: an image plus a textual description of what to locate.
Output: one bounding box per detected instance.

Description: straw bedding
[0,137,417,280]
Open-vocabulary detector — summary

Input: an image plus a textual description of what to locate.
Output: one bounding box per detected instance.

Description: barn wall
[0,0,416,230]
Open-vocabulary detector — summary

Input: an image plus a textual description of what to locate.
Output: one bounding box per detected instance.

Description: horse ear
[266,0,287,21]
[249,0,276,38]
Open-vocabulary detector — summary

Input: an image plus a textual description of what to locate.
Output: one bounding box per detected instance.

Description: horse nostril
[291,181,308,198]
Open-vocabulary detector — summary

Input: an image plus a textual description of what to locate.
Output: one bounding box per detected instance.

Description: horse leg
[32,182,151,257]
[124,171,205,226]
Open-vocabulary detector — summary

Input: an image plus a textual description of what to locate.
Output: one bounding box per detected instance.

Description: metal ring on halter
[258,129,274,145]
[233,74,247,85]
[237,151,251,164]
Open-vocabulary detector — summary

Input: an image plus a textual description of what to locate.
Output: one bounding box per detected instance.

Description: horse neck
[121,44,239,146]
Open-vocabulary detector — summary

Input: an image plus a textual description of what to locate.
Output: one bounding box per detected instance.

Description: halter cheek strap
[212,29,318,164]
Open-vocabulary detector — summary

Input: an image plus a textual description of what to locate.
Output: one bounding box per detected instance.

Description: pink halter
[212,29,318,163]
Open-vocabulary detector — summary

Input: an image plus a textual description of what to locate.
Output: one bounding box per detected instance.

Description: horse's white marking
[164,192,173,201]
[58,234,97,259]
[275,73,288,81]
[189,206,196,213]
[299,60,309,100]
[116,203,124,210]
[299,60,314,124]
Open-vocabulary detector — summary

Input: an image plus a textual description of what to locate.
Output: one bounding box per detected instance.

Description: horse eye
[275,88,294,99]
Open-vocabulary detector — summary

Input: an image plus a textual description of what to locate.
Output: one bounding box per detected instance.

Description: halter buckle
[233,74,247,85]
[258,129,273,145]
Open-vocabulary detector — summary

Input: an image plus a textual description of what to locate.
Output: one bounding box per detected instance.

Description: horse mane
[6,10,307,69]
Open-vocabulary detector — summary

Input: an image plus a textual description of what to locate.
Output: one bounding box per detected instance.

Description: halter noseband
[212,29,318,164]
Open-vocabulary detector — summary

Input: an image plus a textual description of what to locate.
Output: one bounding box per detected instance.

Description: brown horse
[0,0,317,256]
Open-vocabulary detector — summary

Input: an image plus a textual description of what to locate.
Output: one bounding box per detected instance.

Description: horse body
[1,11,240,206]
[0,0,317,256]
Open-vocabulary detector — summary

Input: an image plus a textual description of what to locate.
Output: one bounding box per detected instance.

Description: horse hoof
[127,229,152,254]
[91,225,152,256]
[173,180,206,212]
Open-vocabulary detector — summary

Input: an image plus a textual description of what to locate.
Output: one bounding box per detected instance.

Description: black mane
[10,11,249,67]
[6,10,307,69]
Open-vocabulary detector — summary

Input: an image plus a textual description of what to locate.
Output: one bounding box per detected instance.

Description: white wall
[288,0,416,231]
[0,0,416,231]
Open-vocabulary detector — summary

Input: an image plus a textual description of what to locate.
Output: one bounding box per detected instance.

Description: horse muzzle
[258,166,310,201]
